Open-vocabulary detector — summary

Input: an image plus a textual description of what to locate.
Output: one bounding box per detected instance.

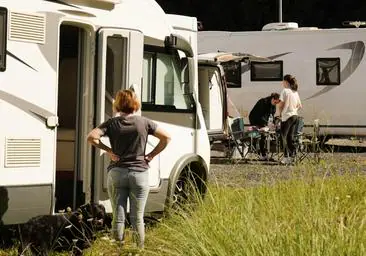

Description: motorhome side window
[250,61,283,81]
[105,36,127,116]
[142,49,194,111]
[106,36,126,97]
[142,52,154,104]
[222,61,241,88]
[316,58,340,85]
[0,8,7,72]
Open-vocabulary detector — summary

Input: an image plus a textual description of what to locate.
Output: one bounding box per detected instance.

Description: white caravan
[0,0,210,225]
[198,23,366,138]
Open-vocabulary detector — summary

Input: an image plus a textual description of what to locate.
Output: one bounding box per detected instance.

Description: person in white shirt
[277,74,302,164]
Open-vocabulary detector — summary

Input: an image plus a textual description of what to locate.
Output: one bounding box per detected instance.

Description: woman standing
[87,89,171,248]
[278,74,302,164]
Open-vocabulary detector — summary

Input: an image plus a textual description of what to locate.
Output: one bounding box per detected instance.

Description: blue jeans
[107,167,149,248]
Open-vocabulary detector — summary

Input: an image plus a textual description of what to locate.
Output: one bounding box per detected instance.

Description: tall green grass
[142,169,366,255]
[2,156,366,255]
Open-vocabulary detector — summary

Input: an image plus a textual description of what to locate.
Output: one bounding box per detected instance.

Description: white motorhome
[198,23,366,138]
[0,0,210,225]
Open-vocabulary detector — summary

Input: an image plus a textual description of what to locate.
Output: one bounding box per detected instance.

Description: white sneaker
[259,155,269,161]
[280,157,293,165]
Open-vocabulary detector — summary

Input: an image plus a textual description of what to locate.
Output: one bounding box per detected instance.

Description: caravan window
[222,61,242,88]
[316,58,340,85]
[105,36,126,98]
[250,61,283,81]
[0,8,7,72]
[142,47,194,112]
[142,52,155,104]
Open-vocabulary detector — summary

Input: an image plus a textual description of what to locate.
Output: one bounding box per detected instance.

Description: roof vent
[262,22,299,31]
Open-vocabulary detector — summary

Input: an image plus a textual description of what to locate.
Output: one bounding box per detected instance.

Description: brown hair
[113,89,140,114]
[283,74,299,91]
[270,92,280,100]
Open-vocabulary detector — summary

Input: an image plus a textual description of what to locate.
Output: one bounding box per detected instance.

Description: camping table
[259,128,282,161]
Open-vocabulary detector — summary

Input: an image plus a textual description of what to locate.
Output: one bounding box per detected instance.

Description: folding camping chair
[293,116,306,161]
[228,117,262,160]
[294,117,321,163]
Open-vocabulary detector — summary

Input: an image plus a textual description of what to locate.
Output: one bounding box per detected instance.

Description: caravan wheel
[167,162,207,214]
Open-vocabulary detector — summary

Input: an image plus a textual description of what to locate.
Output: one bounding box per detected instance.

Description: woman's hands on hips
[107,151,120,162]
[145,153,154,163]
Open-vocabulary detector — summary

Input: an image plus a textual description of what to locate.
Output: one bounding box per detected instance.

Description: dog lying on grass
[0,224,17,249]
[18,203,108,256]
[77,203,111,240]
[18,210,88,256]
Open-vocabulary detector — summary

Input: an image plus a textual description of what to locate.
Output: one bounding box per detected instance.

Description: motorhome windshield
[0,8,6,71]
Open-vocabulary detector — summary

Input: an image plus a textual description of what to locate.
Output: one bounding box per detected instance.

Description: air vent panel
[5,138,41,168]
[9,12,46,44]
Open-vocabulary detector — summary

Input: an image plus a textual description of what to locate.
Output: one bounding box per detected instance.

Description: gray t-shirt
[98,115,157,171]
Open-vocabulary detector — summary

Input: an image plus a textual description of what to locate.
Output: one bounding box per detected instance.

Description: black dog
[77,203,112,239]
[18,210,89,256]
[0,224,17,249]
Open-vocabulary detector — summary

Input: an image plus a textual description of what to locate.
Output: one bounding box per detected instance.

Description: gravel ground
[208,153,366,188]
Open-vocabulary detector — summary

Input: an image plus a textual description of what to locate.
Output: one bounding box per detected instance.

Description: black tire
[166,162,207,214]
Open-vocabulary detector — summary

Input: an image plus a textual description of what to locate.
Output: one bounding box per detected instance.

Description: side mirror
[164,34,194,57]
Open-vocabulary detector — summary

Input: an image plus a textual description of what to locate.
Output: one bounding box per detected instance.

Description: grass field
[2,154,366,255]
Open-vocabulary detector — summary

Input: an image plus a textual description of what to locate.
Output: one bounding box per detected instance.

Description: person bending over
[249,93,280,160]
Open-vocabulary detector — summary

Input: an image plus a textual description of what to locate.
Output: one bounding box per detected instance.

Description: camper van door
[94,28,144,206]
